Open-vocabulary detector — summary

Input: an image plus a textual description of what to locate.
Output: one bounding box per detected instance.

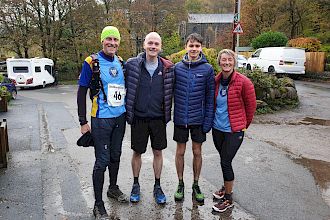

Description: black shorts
[173,125,206,144]
[131,118,167,154]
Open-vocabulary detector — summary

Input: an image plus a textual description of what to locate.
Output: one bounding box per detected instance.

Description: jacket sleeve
[242,78,257,129]
[202,66,215,133]
[77,86,88,125]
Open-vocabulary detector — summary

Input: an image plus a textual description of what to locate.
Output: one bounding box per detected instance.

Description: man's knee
[176,143,186,157]
[93,162,108,172]
[132,151,142,160]
[192,146,202,157]
[153,149,163,158]
[110,151,122,163]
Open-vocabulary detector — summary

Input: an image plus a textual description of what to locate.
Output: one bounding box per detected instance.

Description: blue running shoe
[130,183,140,203]
[154,185,166,204]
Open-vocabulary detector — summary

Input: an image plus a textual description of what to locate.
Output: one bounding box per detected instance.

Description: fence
[305,52,326,73]
[0,119,9,168]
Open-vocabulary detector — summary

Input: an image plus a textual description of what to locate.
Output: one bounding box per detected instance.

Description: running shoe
[174,183,184,201]
[107,185,129,203]
[93,202,109,220]
[213,186,225,199]
[130,183,140,203]
[192,183,204,203]
[212,199,234,212]
[153,185,166,204]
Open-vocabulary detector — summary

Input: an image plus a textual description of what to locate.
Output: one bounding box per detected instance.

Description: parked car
[237,54,248,68]
[0,76,17,99]
[246,47,306,75]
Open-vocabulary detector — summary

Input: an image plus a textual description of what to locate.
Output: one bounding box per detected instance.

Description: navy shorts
[131,118,167,154]
[173,125,206,144]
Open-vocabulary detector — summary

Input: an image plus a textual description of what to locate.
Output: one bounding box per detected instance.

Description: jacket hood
[182,52,208,66]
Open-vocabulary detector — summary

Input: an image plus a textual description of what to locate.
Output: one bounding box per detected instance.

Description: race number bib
[107,84,126,106]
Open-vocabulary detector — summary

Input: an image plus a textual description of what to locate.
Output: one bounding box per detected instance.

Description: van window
[45,65,52,75]
[35,66,41,72]
[13,66,29,73]
[252,49,261,58]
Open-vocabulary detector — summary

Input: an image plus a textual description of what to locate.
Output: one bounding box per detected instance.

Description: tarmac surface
[0,81,329,219]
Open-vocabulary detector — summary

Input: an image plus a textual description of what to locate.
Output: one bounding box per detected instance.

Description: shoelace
[132,184,140,194]
[177,185,184,193]
[155,186,164,196]
[114,189,123,197]
[193,185,202,194]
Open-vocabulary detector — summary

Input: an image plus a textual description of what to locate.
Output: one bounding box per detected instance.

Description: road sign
[233,23,243,34]
[234,13,240,23]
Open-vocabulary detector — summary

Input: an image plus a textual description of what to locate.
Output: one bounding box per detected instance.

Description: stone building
[179,13,234,49]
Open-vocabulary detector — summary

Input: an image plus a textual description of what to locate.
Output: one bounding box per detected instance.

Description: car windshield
[238,55,247,60]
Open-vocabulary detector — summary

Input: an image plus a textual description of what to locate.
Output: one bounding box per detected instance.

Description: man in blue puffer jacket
[125,32,175,205]
[173,33,215,203]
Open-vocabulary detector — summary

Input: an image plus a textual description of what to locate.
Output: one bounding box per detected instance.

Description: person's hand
[81,123,91,134]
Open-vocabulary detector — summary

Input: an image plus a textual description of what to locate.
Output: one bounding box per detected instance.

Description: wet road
[0,81,329,219]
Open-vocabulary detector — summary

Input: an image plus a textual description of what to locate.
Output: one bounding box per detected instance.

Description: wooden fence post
[305,52,326,73]
[0,96,8,112]
[0,119,9,168]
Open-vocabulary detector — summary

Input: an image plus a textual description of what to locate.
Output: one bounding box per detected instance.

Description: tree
[251,31,288,49]
[0,0,34,58]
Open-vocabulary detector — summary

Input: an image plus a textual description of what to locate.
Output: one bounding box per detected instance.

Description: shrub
[240,68,299,113]
[162,33,182,56]
[251,31,288,49]
[287,37,321,52]
[167,48,220,72]
[0,86,11,101]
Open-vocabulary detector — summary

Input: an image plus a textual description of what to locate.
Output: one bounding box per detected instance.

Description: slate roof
[188,13,234,24]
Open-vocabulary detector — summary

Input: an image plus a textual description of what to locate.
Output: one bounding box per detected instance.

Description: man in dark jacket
[173,33,215,203]
[125,32,175,204]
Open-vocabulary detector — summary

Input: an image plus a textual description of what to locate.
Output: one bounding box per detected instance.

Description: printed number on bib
[107,84,126,106]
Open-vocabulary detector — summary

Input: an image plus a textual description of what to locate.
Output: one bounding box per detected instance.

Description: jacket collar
[215,71,238,85]
[182,52,208,66]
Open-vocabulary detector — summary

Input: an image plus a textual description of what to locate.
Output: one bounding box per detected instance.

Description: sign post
[232,0,242,52]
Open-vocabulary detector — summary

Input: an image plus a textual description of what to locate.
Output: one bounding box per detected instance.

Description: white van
[247,47,306,75]
[6,58,55,88]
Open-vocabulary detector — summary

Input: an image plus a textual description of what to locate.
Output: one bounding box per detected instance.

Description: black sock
[134,177,139,184]
[179,179,184,186]
[224,193,232,201]
[193,180,199,186]
[155,178,160,186]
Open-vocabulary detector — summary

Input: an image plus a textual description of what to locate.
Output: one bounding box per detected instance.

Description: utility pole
[236,0,241,53]
[232,0,239,51]
[232,0,241,52]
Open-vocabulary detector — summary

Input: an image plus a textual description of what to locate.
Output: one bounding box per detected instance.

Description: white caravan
[6,57,55,88]
[247,47,306,75]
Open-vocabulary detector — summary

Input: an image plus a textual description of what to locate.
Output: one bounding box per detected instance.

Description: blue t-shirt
[78,51,126,118]
[213,84,231,132]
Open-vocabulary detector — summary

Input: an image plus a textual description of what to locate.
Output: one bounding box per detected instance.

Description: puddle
[298,117,330,126]
[293,157,330,207]
[293,157,330,189]
[254,117,330,126]
[253,120,281,125]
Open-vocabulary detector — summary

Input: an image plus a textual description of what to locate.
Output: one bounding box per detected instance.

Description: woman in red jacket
[211,49,256,213]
